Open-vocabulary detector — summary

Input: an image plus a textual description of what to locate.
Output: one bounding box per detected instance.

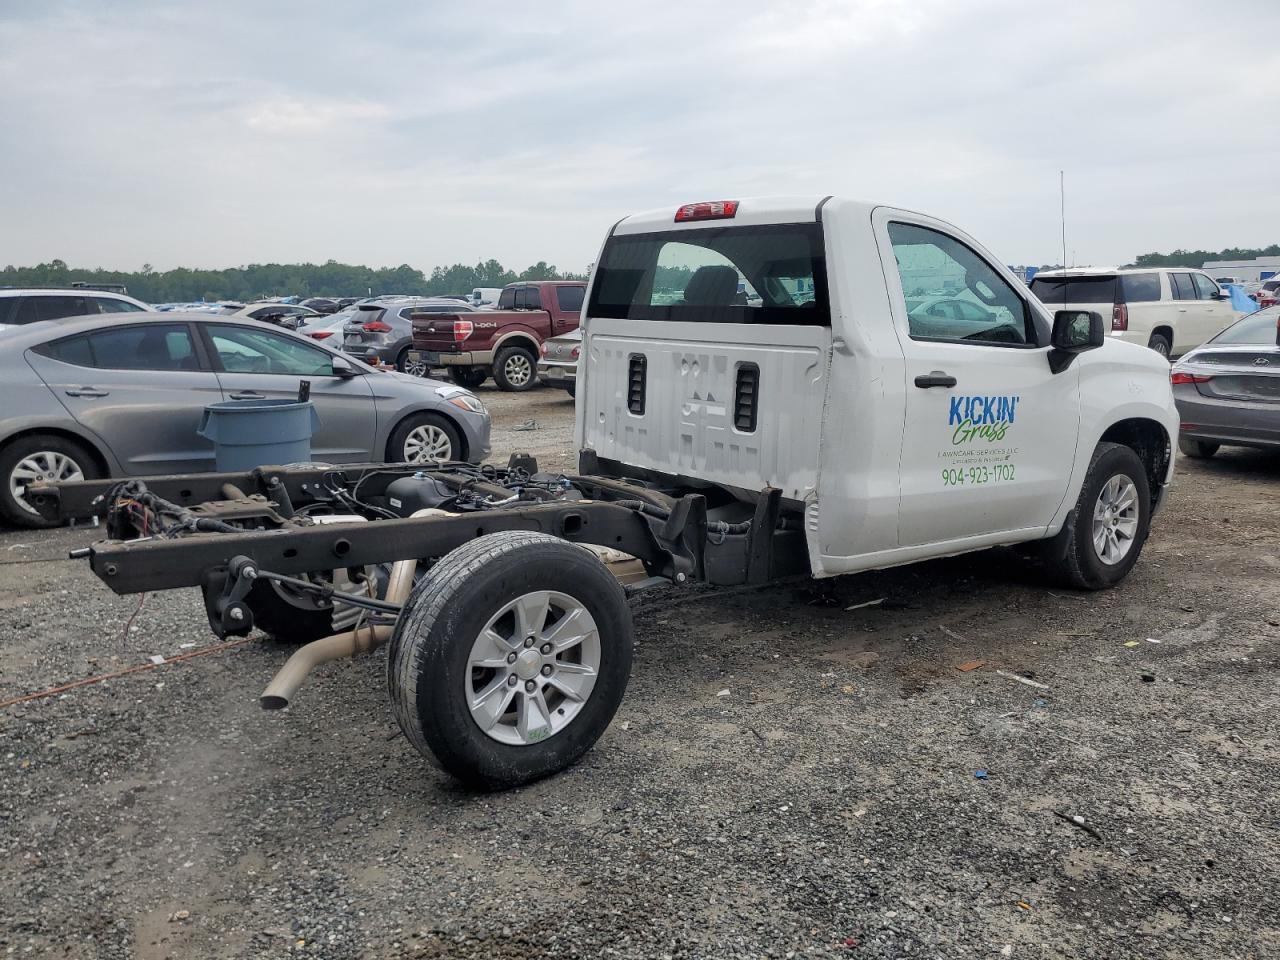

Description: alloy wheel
[1092,474,1139,565]
[465,590,601,746]
[9,451,84,516]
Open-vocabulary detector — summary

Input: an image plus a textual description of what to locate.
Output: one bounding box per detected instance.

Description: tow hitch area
[34,456,806,788]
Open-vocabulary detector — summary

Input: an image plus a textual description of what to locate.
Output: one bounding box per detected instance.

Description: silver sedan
[0,312,491,527]
[1171,306,1280,458]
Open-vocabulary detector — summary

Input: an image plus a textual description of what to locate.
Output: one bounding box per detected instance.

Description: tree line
[1129,244,1280,269]
[0,258,588,304]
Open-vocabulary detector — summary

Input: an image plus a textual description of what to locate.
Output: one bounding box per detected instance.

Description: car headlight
[447,394,487,415]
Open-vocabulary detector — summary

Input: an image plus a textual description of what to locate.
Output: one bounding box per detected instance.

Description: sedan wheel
[403,424,454,463]
[9,451,84,517]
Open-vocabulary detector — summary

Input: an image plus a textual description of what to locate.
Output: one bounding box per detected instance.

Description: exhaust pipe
[259,551,418,710]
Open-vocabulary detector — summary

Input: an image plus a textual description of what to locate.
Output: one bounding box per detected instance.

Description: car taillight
[1112,303,1128,331]
[571,345,580,359]
[453,319,474,341]
[1170,371,1212,385]
[675,200,739,222]
[311,331,333,339]
[362,321,391,333]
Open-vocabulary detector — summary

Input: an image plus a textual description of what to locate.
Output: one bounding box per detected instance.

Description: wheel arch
[0,425,113,478]
[492,330,540,357]
[1097,417,1171,512]
[1148,326,1174,349]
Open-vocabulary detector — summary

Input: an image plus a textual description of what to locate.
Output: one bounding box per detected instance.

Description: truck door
[578,217,830,504]
[875,211,1080,547]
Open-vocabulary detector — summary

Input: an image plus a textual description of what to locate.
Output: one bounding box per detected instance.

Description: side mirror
[1212,290,1231,301]
[1048,310,1104,374]
[331,356,360,379]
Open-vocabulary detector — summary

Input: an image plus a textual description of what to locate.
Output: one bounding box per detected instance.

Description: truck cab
[576,196,1178,581]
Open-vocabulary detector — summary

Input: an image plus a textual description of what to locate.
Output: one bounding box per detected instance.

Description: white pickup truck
[578,196,1178,587]
[40,195,1179,790]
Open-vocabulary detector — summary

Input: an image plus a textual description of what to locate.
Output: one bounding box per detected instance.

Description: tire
[397,348,428,378]
[564,384,576,399]
[1147,333,1171,359]
[0,434,100,528]
[1037,442,1152,590]
[1178,436,1219,459]
[387,532,634,789]
[492,344,538,392]
[449,367,488,390]
[387,412,462,465]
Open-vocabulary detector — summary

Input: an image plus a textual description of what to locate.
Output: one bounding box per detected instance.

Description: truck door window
[498,288,516,309]
[555,286,585,313]
[887,222,1034,346]
[587,224,829,325]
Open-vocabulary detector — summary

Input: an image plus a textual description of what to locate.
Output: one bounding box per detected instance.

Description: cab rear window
[1030,276,1117,305]
[588,224,829,326]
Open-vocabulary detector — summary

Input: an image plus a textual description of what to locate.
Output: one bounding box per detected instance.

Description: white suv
[0,288,150,329]
[1030,268,1236,359]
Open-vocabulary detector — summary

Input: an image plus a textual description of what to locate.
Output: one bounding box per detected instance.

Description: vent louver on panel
[627,354,646,415]
[734,363,759,432]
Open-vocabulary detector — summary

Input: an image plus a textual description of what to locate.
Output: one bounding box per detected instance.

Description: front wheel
[1178,436,1219,459]
[493,345,537,392]
[1036,442,1152,590]
[387,532,633,788]
[387,412,462,465]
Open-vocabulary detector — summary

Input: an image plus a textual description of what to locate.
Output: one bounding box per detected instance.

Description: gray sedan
[1172,306,1280,458]
[0,312,491,527]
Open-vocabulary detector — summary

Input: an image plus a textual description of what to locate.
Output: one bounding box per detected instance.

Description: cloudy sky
[1,0,1277,274]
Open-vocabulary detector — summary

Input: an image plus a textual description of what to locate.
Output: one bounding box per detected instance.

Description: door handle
[65,387,109,398]
[229,391,266,400]
[914,372,957,389]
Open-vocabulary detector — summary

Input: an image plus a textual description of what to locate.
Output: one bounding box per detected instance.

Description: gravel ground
[1,382,1278,960]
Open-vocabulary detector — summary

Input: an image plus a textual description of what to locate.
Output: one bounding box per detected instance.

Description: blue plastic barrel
[198,399,321,472]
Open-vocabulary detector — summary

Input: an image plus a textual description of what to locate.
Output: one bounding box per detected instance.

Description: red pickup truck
[409,281,586,391]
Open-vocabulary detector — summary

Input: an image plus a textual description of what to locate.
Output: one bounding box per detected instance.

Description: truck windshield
[588,224,829,325]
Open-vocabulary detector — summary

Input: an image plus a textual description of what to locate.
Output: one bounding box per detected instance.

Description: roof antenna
[1059,169,1068,308]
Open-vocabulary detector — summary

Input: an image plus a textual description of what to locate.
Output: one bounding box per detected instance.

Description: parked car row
[0,313,491,527]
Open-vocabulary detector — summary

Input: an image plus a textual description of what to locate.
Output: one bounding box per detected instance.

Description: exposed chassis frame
[32,460,801,599]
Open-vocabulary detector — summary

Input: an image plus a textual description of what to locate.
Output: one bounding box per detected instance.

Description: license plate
[408,350,439,365]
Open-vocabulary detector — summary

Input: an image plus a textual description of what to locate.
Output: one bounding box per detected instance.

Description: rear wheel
[1178,436,1219,459]
[388,532,633,788]
[397,348,428,378]
[564,384,576,398]
[387,413,462,465]
[0,435,99,528]
[1147,333,1171,359]
[1037,442,1151,590]
[493,345,537,392]
[448,366,488,389]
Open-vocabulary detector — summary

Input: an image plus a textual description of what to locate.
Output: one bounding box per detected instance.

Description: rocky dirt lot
[1,383,1277,960]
